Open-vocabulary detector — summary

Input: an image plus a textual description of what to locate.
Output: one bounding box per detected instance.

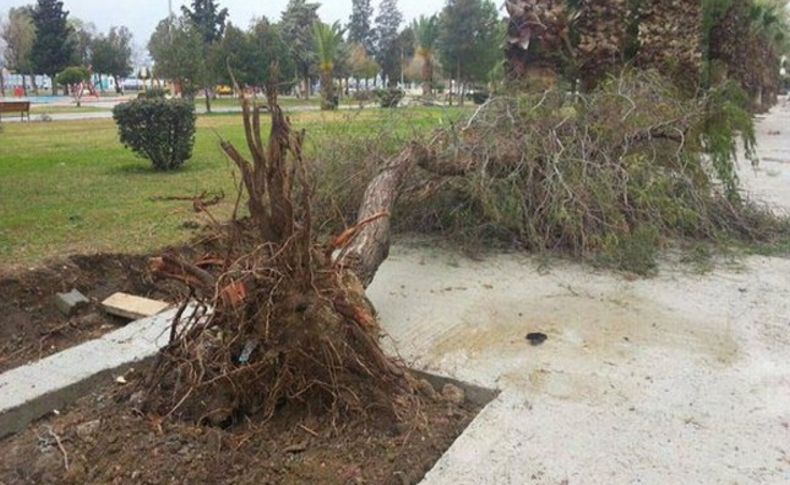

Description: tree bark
[337,143,433,287]
[204,87,212,113]
[421,56,433,96]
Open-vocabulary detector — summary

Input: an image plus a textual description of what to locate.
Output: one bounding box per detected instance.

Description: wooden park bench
[0,100,31,122]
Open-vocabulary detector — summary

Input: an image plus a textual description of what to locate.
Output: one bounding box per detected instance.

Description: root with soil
[143,80,422,428]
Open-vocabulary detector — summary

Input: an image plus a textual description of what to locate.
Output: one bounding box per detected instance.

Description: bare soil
[0,253,187,373]
[0,366,483,484]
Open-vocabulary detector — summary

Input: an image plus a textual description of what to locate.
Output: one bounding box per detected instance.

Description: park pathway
[368,99,790,484]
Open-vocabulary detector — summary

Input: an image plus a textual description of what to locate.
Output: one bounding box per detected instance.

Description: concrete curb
[0,309,176,438]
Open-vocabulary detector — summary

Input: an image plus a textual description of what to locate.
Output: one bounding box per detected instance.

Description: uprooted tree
[140,0,788,424]
[142,79,435,426]
[142,67,783,430]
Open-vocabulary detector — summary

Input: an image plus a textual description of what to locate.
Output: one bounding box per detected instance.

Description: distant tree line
[146,0,504,111]
[0,0,133,96]
[0,0,505,106]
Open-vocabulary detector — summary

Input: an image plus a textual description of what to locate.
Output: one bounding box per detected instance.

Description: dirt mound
[0,252,184,373]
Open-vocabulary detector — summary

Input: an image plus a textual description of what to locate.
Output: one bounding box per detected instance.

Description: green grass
[198,95,360,110]
[29,105,111,114]
[0,106,466,267]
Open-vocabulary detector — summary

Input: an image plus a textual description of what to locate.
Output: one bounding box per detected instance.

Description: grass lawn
[29,105,112,115]
[0,106,467,268]
[196,96,361,110]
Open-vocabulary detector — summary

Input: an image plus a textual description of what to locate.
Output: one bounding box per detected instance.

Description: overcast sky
[0,0,454,58]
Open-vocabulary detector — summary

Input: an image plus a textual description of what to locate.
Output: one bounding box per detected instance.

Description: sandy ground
[367,99,790,484]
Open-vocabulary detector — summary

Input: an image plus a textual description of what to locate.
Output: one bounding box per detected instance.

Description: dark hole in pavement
[526,332,548,346]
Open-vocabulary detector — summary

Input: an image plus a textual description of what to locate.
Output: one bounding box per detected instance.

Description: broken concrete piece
[101,292,170,320]
[54,289,90,316]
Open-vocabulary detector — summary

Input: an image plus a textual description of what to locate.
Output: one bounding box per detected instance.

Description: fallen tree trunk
[338,143,433,287]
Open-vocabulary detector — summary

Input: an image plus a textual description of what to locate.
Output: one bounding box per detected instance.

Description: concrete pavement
[365,100,790,484]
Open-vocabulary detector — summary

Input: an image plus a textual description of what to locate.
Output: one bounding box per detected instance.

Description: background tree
[412,15,439,95]
[214,19,295,90]
[181,0,228,43]
[280,0,320,98]
[394,25,415,86]
[55,65,88,105]
[91,26,133,94]
[0,7,36,94]
[438,0,501,104]
[348,0,375,54]
[181,0,229,112]
[334,39,353,97]
[313,21,345,110]
[69,18,95,66]
[348,42,379,88]
[374,0,403,85]
[30,0,75,95]
[148,16,207,98]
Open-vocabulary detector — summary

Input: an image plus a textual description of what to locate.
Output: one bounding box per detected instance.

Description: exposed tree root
[143,80,425,429]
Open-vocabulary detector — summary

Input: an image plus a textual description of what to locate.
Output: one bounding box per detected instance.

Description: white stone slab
[101,292,170,320]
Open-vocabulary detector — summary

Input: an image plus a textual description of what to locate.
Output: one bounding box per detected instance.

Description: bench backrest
[0,101,31,113]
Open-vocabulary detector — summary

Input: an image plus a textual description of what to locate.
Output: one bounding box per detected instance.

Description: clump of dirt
[0,252,189,373]
[0,367,482,484]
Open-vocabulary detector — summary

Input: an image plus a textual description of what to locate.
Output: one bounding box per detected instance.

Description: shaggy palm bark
[709,0,781,111]
[504,0,572,87]
[636,0,703,94]
[319,69,336,110]
[419,52,434,96]
[577,0,627,91]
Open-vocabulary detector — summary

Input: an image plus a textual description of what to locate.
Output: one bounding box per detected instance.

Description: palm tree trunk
[320,69,335,110]
[504,0,568,89]
[635,0,702,94]
[577,0,627,91]
[421,55,433,96]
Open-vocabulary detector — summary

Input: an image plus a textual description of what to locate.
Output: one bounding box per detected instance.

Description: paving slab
[101,291,170,320]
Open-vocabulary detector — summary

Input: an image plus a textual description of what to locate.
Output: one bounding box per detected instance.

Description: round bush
[113,98,196,171]
[374,88,405,108]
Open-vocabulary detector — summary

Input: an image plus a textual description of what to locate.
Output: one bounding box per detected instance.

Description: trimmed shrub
[375,88,404,108]
[55,66,89,88]
[113,98,196,171]
[471,91,490,105]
